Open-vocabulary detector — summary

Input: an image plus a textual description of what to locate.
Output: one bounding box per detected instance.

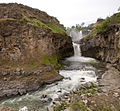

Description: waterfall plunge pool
[0,55,104,111]
[0,30,105,111]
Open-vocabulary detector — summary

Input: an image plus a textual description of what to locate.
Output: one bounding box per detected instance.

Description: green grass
[46,23,66,34]
[54,102,67,111]
[22,16,66,34]
[95,12,120,34]
[71,101,89,111]
[101,107,111,111]
[42,54,58,65]
[29,60,41,68]
[95,17,110,34]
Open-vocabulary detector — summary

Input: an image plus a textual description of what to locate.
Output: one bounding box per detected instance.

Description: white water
[70,29,82,42]
[0,56,98,111]
[0,29,99,111]
[73,42,81,56]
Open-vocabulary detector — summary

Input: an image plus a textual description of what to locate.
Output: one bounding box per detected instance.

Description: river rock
[41,94,47,98]
[48,98,53,102]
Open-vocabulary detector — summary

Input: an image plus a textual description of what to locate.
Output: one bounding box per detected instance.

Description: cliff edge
[0,3,73,98]
[79,12,120,69]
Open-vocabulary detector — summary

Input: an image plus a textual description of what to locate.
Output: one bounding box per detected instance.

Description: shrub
[70,101,89,111]
[95,12,120,34]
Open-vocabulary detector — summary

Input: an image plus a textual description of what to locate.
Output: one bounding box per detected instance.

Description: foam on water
[0,56,98,111]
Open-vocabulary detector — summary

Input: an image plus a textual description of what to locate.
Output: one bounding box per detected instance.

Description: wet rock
[48,98,52,102]
[64,92,69,97]
[64,77,71,80]
[54,98,60,101]
[81,78,85,80]
[57,90,62,93]
[55,83,58,85]
[41,94,47,98]
[41,100,47,103]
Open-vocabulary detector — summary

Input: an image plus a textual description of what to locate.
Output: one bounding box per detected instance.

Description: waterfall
[73,42,81,56]
[69,28,83,56]
[69,29,82,42]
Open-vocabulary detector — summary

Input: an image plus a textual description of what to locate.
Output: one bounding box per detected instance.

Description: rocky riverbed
[50,64,120,111]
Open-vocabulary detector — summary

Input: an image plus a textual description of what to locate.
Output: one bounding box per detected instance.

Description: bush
[95,12,120,34]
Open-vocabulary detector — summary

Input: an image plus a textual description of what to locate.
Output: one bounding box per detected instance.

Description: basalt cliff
[0,3,73,98]
[80,12,120,70]
[51,13,120,111]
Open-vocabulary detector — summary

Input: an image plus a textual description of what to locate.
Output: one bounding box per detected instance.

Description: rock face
[0,3,73,98]
[80,22,120,68]
[0,3,73,61]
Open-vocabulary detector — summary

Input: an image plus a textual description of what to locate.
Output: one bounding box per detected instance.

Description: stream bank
[51,63,120,111]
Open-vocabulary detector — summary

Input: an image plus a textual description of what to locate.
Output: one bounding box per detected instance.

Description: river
[0,41,103,111]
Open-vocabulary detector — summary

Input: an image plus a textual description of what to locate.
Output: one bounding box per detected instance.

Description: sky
[0,0,120,27]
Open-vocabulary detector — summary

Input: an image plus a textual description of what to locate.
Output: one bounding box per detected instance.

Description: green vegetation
[47,23,66,34]
[22,16,65,34]
[66,23,94,32]
[42,54,62,70]
[55,63,61,70]
[54,102,67,111]
[81,29,96,40]
[95,17,110,33]
[74,83,102,95]
[53,83,103,111]
[95,12,120,34]
[71,101,89,111]
[28,60,41,68]
[101,107,111,111]
[22,16,46,27]
[42,54,58,65]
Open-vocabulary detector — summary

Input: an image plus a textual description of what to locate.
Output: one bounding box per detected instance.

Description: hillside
[0,3,73,98]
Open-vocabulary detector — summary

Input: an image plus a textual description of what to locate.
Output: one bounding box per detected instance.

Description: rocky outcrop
[0,106,18,111]
[79,23,120,69]
[0,3,73,98]
[50,82,120,111]
[0,3,73,61]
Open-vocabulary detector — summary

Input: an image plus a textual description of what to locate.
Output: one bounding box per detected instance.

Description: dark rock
[57,90,62,93]
[41,94,47,98]
[64,77,71,80]
[79,20,120,71]
[81,78,85,80]
[48,98,52,102]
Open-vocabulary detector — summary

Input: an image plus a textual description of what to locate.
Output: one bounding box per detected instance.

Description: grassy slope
[22,16,66,34]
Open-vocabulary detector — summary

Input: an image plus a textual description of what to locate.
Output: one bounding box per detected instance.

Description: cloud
[0,0,120,26]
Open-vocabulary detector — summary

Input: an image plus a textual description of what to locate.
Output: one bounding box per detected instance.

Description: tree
[118,7,120,12]
[81,22,85,27]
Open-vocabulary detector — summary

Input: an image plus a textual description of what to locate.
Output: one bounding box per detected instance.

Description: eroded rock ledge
[0,3,73,99]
